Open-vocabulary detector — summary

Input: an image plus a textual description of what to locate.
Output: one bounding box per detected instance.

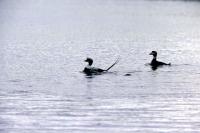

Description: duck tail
[106,57,120,71]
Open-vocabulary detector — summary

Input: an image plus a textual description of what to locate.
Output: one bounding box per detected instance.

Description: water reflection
[85,75,94,100]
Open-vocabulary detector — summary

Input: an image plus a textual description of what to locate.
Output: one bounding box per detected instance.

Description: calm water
[0,0,200,132]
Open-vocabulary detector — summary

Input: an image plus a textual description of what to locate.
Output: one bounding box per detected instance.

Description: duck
[149,51,171,69]
[83,57,119,75]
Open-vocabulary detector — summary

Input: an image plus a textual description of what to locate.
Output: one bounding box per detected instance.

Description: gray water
[1,0,200,132]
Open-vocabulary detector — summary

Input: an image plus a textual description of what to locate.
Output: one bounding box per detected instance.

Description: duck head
[85,57,93,66]
[149,51,157,58]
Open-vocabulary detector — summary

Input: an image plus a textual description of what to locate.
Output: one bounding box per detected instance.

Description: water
[0,0,200,132]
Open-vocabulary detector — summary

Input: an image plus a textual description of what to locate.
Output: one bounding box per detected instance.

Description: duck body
[149,51,171,69]
[83,57,119,75]
[83,58,106,75]
[83,65,105,74]
[150,58,169,67]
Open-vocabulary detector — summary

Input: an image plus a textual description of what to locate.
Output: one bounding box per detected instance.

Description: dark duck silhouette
[149,51,171,70]
[83,57,119,75]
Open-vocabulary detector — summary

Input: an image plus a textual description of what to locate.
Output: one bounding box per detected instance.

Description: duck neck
[88,61,93,66]
[151,56,157,64]
[86,63,92,69]
[153,55,157,60]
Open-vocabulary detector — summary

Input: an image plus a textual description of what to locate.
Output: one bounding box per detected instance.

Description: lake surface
[0,0,200,132]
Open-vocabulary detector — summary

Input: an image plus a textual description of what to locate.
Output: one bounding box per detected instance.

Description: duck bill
[149,52,153,55]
